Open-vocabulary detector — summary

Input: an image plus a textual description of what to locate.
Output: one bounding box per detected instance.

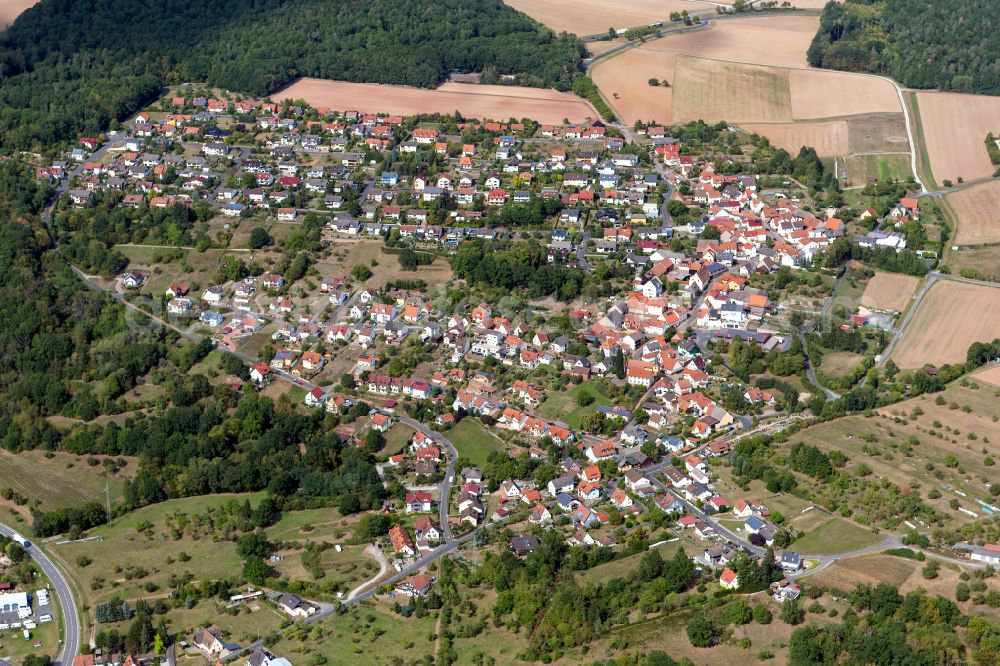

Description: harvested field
[973,363,1000,387]
[591,49,676,125]
[741,120,849,156]
[641,15,818,68]
[502,0,715,37]
[275,78,599,125]
[790,69,901,120]
[586,38,628,57]
[892,280,1000,368]
[847,113,910,154]
[915,91,1000,184]
[946,179,1000,245]
[0,0,36,29]
[672,56,791,123]
[860,271,920,312]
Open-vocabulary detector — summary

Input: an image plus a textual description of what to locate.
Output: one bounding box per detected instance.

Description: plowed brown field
[503,0,716,36]
[915,91,1000,184]
[947,179,1000,245]
[892,280,1000,368]
[275,78,599,124]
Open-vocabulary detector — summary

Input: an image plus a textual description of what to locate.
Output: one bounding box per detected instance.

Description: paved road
[346,544,388,601]
[396,415,459,541]
[0,524,80,666]
[876,271,942,366]
[798,332,840,401]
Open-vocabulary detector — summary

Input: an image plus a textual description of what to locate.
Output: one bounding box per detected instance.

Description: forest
[808,0,1000,94]
[0,162,383,536]
[0,0,585,150]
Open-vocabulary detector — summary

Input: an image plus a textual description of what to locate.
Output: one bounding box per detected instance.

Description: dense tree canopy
[808,0,1000,94]
[0,0,585,150]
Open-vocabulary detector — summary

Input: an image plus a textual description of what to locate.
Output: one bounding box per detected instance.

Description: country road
[0,523,80,666]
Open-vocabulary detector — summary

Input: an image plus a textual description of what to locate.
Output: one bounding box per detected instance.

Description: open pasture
[791,384,1000,521]
[860,271,920,312]
[946,179,1000,245]
[502,0,716,36]
[914,91,1000,184]
[891,280,1000,368]
[274,78,599,124]
[0,449,136,512]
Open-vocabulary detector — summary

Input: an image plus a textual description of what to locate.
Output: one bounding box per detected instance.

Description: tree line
[0,0,585,151]
[808,0,1000,95]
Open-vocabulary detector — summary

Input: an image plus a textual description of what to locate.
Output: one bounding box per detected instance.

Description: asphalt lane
[0,524,80,666]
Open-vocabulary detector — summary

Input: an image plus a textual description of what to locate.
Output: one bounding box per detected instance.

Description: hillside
[808,0,1000,95]
[0,0,585,150]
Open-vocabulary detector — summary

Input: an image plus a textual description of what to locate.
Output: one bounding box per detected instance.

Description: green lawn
[536,382,613,429]
[790,517,880,555]
[381,424,416,457]
[575,541,684,586]
[272,603,438,666]
[445,418,506,466]
[57,493,265,607]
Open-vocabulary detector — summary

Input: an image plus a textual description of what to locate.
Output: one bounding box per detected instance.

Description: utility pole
[105,481,112,523]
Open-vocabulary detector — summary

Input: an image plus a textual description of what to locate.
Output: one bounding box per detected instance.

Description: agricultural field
[593,17,910,171]
[501,0,715,36]
[860,271,920,312]
[275,78,600,125]
[271,542,377,592]
[444,418,507,466]
[789,69,900,120]
[790,381,1000,522]
[891,280,1000,368]
[0,449,136,513]
[914,91,1000,185]
[0,0,36,29]
[590,49,676,124]
[946,179,1000,245]
[671,56,791,123]
[741,120,849,157]
[973,364,1000,387]
[638,15,818,68]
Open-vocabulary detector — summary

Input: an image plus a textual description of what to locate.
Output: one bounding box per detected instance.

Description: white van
[39,615,52,623]
[23,621,36,630]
